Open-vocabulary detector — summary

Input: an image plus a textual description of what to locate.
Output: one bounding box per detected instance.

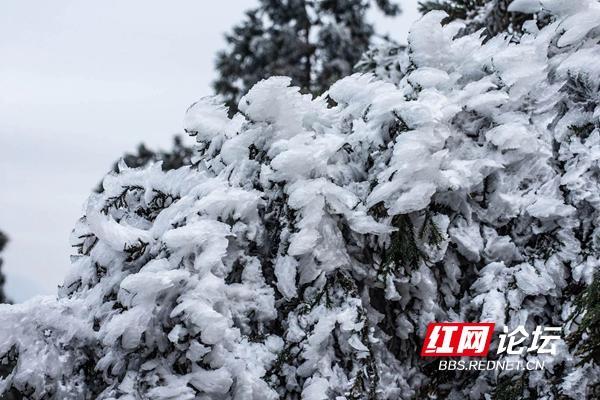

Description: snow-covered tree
[1,0,600,398]
[213,0,400,113]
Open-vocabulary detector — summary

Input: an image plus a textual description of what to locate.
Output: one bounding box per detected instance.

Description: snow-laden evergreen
[1,0,600,398]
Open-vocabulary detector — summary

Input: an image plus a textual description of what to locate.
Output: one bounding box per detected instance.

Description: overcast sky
[0,0,420,302]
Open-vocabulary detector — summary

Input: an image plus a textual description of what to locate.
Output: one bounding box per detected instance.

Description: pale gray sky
[0,0,420,302]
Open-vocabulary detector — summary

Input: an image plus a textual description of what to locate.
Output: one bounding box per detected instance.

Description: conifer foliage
[1,0,600,399]
[213,0,400,113]
[96,136,194,193]
[417,0,549,37]
[113,136,193,173]
[0,231,7,304]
